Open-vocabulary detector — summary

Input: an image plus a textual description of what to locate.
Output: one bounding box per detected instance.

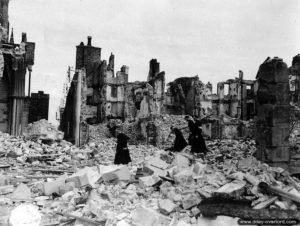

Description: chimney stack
[87,36,92,46]
[239,70,243,80]
[22,32,27,42]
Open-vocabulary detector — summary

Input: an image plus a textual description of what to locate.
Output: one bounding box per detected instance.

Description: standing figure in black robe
[186,117,208,155]
[166,127,187,152]
[114,133,132,164]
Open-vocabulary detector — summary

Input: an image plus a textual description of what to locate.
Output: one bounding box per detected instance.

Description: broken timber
[259,182,300,204]
[198,197,300,220]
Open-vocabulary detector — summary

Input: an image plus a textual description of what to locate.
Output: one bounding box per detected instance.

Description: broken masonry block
[215,180,246,197]
[255,123,290,147]
[256,104,290,126]
[173,169,194,184]
[139,175,160,187]
[182,193,202,210]
[158,199,177,215]
[131,206,171,226]
[256,145,290,162]
[256,82,290,105]
[11,183,32,201]
[43,175,68,196]
[65,174,89,188]
[101,165,131,182]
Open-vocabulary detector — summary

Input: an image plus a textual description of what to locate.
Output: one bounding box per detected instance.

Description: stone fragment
[131,206,171,226]
[144,165,167,177]
[65,174,89,188]
[237,157,258,171]
[191,206,200,216]
[173,169,194,184]
[23,119,64,141]
[0,185,14,195]
[43,175,68,196]
[182,193,201,210]
[192,163,206,176]
[158,199,177,215]
[101,165,131,182]
[58,182,75,196]
[73,167,101,187]
[274,200,290,210]
[244,173,259,186]
[116,213,128,221]
[139,175,159,187]
[216,180,246,196]
[116,220,131,226]
[11,183,31,201]
[0,175,10,186]
[176,220,191,226]
[173,154,189,169]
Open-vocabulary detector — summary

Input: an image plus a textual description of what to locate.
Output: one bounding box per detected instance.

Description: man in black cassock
[114,132,132,165]
[166,127,188,152]
[185,116,208,156]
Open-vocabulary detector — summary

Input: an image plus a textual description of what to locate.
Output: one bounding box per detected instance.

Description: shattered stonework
[165,76,212,117]
[255,57,290,167]
[215,71,255,120]
[289,54,300,105]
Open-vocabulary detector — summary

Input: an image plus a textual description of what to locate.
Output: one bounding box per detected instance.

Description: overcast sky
[8,0,300,124]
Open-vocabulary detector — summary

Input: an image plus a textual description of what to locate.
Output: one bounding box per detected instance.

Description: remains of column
[255,57,290,168]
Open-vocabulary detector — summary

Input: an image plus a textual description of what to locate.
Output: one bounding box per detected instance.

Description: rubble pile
[89,123,111,142]
[89,115,188,147]
[23,119,64,142]
[1,131,300,225]
[153,115,189,147]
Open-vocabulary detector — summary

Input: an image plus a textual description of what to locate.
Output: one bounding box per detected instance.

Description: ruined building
[164,71,256,139]
[28,91,49,123]
[165,76,212,117]
[61,37,130,139]
[216,71,255,121]
[0,0,36,135]
[165,71,256,121]
[61,37,165,144]
[125,59,165,120]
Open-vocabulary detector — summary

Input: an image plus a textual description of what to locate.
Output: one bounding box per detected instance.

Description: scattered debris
[0,129,300,225]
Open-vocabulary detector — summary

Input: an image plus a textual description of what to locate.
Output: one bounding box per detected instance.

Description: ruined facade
[28,91,49,123]
[126,59,165,119]
[164,72,256,139]
[61,37,165,143]
[0,0,35,135]
[255,57,290,168]
[165,71,256,122]
[216,71,255,121]
[165,76,212,117]
[104,60,129,120]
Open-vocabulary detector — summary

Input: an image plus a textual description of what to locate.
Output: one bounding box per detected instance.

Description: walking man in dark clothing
[166,127,188,152]
[114,132,132,165]
[185,116,208,156]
